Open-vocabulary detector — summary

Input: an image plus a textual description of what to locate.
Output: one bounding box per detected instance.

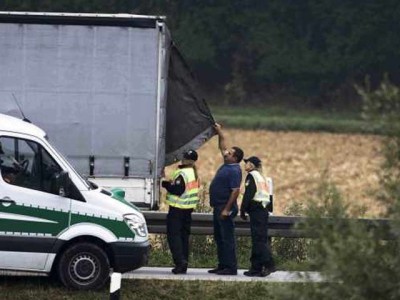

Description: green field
[210,105,382,134]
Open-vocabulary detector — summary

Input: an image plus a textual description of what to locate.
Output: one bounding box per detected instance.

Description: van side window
[0,137,63,195]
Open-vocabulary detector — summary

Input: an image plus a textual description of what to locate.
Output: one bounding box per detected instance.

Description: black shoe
[208,267,222,274]
[260,266,277,277]
[172,265,187,274]
[243,269,267,277]
[216,268,237,275]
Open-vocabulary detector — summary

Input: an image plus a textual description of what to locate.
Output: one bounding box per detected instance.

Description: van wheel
[58,243,110,290]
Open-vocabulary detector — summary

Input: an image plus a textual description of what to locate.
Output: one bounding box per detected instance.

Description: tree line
[1,0,400,109]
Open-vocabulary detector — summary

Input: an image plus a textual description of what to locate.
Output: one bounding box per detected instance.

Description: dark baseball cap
[183,149,198,161]
[244,156,261,168]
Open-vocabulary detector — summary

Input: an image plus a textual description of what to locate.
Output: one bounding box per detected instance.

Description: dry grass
[163,129,384,217]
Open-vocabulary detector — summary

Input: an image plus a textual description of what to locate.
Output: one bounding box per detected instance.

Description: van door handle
[0,197,16,205]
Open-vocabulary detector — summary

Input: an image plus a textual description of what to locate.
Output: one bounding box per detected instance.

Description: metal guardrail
[143,212,395,239]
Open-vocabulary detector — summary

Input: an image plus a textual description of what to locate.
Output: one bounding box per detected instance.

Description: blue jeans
[213,206,237,271]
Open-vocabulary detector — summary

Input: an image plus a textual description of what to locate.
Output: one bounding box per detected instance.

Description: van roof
[0,113,46,138]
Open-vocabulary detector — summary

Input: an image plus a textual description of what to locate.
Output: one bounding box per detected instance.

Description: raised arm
[214,123,227,157]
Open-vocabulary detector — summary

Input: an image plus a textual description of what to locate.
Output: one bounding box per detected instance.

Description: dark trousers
[167,206,193,267]
[213,206,237,271]
[249,206,275,271]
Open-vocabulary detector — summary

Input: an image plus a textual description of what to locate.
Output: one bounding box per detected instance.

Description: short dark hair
[232,146,244,163]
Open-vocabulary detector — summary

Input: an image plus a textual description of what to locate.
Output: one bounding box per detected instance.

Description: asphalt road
[123,267,324,282]
[1,268,324,283]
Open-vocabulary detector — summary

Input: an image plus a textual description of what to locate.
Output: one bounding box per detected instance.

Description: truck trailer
[0,11,215,210]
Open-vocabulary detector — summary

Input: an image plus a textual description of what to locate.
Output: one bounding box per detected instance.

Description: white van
[0,114,149,290]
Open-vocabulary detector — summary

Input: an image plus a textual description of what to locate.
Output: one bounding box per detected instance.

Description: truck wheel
[58,243,110,290]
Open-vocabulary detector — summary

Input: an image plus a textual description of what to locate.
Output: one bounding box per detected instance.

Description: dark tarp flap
[165,43,215,165]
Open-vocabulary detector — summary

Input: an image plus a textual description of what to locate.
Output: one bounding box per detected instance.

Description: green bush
[272,202,314,271]
[277,79,400,300]
[276,181,400,299]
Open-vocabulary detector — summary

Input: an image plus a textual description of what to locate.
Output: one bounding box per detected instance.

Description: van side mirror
[54,171,70,197]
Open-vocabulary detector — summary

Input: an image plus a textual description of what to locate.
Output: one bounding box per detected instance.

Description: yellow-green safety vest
[249,170,270,207]
[166,167,199,209]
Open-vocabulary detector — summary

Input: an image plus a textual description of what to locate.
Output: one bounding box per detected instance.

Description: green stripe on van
[0,205,68,236]
[0,204,135,239]
[71,213,134,239]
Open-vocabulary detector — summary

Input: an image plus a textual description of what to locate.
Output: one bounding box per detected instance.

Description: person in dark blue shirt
[208,123,243,275]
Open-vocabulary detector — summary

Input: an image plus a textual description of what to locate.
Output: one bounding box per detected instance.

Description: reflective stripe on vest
[249,170,270,206]
[166,167,199,209]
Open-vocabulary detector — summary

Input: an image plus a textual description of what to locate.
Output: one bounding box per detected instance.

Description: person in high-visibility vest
[162,149,199,274]
[240,156,276,277]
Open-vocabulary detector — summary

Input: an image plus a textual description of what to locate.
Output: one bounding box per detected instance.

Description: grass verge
[0,276,319,300]
[148,235,313,272]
